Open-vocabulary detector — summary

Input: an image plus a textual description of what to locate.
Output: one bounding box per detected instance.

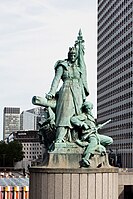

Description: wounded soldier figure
[71,101,113,167]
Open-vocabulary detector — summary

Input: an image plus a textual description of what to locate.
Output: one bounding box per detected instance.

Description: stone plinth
[46,143,83,168]
[29,167,119,199]
[42,143,110,168]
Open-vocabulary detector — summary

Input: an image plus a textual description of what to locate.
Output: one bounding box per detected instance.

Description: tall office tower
[97,0,132,167]
[20,107,44,131]
[3,107,20,140]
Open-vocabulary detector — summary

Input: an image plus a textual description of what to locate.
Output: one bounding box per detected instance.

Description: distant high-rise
[97,0,132,167]
[20,107,44,131]
[3,107,20,140]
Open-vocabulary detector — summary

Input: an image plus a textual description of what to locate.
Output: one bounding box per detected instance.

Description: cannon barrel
[32,96,56,109]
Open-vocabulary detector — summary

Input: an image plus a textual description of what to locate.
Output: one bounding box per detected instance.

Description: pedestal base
[29,167,119,199]
[89,153,110,168]
[42,143,110,169]
[30,142,118,199]
[46,142,83,168]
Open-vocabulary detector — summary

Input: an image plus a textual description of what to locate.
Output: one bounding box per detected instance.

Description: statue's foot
[81,158,90,167]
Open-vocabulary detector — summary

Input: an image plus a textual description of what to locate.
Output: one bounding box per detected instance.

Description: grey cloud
[25,4,47,15]
[47,0,96,11]
[0,1,47,36]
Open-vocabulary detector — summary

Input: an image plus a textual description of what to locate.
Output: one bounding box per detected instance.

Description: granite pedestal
[29,143,119,199]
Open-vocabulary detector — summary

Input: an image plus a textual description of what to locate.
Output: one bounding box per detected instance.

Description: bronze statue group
[32,30,113,167]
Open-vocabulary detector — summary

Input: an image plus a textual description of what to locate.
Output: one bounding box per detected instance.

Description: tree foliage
[0,140,24,167]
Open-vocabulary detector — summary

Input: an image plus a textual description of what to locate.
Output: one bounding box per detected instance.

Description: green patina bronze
[32,30,113,167]
[71,101,113,167]
[45,29,89,143]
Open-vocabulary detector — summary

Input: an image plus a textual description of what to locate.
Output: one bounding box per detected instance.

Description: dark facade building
[97,0,132,167]
[3,107,20,140]
[6,130,42,169]
[14,130,42,162]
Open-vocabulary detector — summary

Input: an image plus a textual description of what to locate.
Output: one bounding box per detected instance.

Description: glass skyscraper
[97,0,132,167]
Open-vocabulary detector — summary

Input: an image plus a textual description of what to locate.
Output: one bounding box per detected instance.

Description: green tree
[0,140,24,167]
[0,141,8,167]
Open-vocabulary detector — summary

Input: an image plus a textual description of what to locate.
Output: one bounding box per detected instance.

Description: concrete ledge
[30,166,118,174]
[119,171,133,185]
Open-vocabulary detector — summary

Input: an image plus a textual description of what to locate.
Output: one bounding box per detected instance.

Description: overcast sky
[0,0,97,140]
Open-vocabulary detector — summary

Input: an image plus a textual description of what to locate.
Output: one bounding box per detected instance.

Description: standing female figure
[46,46,89,142]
